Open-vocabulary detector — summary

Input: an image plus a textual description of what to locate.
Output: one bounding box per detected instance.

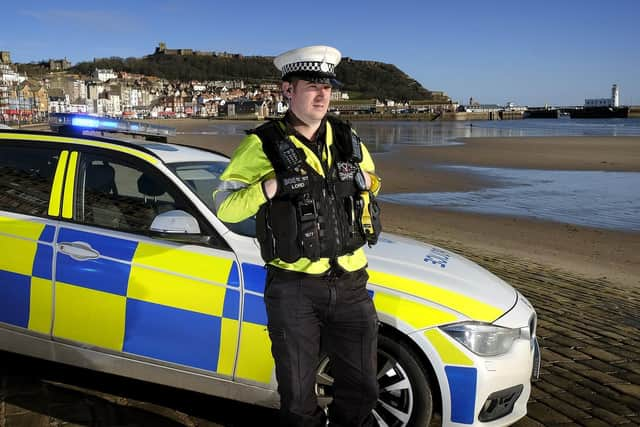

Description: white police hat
[274,45,342,83]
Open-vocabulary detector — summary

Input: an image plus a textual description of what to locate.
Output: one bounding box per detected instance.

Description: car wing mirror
[149,210,214,245]
[150,209,201,234]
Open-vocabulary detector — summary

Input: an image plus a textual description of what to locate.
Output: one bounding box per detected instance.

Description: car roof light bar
[49,113,176,142]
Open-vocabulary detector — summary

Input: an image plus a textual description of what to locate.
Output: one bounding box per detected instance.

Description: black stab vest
[253,117,368,264]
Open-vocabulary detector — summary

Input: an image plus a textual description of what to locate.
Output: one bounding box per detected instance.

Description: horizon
[1,0,638,106]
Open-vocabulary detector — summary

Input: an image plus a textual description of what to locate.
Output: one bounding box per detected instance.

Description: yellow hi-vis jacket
[214,119,380,275]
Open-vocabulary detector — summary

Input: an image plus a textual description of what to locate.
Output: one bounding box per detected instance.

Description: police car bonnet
[274,45,342,85]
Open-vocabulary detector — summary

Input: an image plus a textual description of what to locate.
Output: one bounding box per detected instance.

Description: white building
[585,84,620,107]
[584,98,613,107]
[71,79,87,102]
[330,90,349,101]
[504,101,527,112]
[130,88,142,107]
[93,69,117,83]
[68,104,88,113]
[276,100,288,114]
[0,64,26,84]
[87,81,105,100]
[91,96,120,116]
[48,99,67,114]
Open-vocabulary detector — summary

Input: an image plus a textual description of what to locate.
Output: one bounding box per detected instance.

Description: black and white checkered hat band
[280,61,335,77]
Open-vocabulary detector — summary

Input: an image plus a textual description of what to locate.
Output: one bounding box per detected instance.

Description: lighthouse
[611,84,620,107]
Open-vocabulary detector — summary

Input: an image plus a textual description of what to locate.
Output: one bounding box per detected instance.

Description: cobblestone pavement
[0,354,278,426]
[1,242,639,426]
[458,245,640,427]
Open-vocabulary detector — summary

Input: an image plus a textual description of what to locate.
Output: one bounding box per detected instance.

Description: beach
[374,137,640,288]
[168,120,640,289]
[3,119,639,425]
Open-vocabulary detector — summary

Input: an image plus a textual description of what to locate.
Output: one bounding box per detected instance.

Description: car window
[172,162,225,213]
[0,144,60,217]
[73,151,229,249]
[170,161,257,237]
[76,156,176,232]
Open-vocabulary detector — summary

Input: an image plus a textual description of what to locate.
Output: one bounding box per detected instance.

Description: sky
[1,0,639,107]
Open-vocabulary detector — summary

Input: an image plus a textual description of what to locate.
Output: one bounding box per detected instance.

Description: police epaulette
[327,116,362,162]
[251,119,303,173]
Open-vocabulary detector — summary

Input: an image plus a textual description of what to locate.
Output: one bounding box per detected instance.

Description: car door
[0,141,64,338]
[168,160,276,389]
[52,146,241,377]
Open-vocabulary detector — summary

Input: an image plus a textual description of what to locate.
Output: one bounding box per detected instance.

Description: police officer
[214,45,381,427]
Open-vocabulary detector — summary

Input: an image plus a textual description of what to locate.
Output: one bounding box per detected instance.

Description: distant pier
[342,110,526,121]
[525,106,634,119]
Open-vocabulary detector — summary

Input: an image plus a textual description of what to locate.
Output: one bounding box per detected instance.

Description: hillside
[70,54,443,101]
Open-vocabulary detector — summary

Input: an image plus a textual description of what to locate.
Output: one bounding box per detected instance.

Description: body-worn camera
[297,197,317,222]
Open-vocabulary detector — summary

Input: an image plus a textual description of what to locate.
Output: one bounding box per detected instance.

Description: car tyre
[316,333,433,427]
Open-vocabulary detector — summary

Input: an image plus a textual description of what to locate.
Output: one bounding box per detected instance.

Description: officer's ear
[282,82,294,99]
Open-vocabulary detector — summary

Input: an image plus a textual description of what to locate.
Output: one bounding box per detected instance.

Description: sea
[183,118,640,232]
[350,118,640,152]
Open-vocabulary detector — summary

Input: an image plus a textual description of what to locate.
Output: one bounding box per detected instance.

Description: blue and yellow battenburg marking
[368,269,502,322]
[0,218,275,382]
[372,291,458,330]
[50,227,264,378]
[369,272,482,425]
[234,263,274,383]
[370,278,479,423]
[424,329,477,424]
[0,217,55,334]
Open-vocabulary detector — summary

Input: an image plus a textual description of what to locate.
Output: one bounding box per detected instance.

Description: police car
[0,114,539,426]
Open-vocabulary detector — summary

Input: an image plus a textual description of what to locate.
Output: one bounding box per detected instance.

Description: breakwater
[335,110,525,121]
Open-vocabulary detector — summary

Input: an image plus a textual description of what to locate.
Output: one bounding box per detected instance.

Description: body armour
[254,117,381,264]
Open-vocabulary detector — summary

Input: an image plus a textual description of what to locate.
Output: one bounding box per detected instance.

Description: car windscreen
[168,161,256,237]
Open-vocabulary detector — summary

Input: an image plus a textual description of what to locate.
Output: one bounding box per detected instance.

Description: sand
[163,120,640,289]
[373,137,640,288]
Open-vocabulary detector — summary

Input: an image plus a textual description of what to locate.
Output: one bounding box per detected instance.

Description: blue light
[71,117,100,128]
[100,120,119,129]
[53,113,176,138]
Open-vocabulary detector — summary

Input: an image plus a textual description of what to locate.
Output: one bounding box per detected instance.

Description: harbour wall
[338,111,524,121]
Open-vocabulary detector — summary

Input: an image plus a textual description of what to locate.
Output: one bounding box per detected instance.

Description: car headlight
[440,322,521,357]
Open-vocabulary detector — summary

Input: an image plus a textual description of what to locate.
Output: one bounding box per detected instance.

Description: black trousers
[264,266,379,427]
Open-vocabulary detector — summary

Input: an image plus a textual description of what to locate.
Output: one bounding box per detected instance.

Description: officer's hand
[363,172,372,190]
[276,171,310,197]
[263,178,278,200]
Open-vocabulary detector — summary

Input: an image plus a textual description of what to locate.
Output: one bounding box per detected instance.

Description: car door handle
[57,242,100,260]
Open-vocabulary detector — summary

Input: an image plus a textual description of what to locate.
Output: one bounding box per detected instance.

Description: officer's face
[286,80,332,125]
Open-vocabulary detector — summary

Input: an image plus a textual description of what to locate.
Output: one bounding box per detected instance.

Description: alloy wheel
[316,348,414,427]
